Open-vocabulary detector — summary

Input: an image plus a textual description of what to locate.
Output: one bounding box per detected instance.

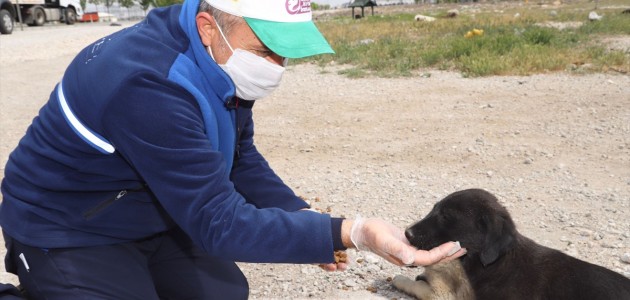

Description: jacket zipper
[228,97,242,163]
[82,189,131,220]
[235,98,241,161]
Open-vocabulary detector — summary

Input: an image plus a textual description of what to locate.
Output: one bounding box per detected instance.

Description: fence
[84,3,152,21]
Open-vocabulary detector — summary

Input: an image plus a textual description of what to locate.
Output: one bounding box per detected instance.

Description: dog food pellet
[334,251,347,263]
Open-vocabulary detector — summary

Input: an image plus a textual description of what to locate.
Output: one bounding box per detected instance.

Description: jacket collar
[178,0,235,103]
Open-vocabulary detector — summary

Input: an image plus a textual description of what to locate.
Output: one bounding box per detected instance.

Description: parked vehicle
[79,11,98,22]
[0,0,83,34]
[0,0,15,34]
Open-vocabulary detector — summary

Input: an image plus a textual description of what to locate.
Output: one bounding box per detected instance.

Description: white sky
[314,0,352,8]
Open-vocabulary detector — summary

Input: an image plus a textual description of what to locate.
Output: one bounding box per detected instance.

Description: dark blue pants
[0,283,23,299]
[3,229,248,299]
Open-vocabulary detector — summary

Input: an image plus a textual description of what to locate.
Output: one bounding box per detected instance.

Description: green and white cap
[205,0,334,58]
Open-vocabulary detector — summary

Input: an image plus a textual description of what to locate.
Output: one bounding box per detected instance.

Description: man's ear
[196,12,215,47]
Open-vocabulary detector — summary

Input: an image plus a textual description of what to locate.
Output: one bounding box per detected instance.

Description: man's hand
[317,250,349,272]
[412,241,465,266]
[298,208,350,272]
[318,261,348,272]
[343,217,466,266]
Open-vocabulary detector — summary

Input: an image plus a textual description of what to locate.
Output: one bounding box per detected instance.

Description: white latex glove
[350,216,464,266]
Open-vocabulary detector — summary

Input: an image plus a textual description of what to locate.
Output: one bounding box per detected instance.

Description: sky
[314,0,352,8]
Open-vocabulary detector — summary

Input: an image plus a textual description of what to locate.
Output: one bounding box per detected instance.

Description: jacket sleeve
[230,107,310,211]
[101,74,334,263]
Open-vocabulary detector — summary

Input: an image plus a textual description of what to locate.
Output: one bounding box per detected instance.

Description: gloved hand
[350,216,464,266]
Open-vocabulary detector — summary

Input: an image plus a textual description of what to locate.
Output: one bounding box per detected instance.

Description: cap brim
[244,18,334,59]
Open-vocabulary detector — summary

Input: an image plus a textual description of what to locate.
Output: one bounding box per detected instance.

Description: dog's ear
[479,214,515,267]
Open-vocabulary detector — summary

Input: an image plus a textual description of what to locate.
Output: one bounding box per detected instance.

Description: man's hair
[198,1,243,36]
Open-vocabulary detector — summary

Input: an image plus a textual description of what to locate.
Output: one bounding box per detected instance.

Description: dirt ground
[0,9,628,299]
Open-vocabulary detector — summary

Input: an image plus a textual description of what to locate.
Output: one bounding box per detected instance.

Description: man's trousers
[3,228,249,299]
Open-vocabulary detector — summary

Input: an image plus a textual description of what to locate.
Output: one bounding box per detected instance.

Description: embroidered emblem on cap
[205,0,333,58]
[286,0,311,15]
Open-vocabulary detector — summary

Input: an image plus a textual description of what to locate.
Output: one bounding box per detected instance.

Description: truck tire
[31,6,45,26]
[65,7,76,25]
[0,9,13,34]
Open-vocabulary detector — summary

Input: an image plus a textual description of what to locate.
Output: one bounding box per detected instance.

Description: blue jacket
[0,0,338,264]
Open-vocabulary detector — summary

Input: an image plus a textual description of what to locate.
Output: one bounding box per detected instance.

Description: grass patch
[299,1,630,77]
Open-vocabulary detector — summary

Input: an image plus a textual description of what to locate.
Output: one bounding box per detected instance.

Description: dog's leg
[393,275,434,300]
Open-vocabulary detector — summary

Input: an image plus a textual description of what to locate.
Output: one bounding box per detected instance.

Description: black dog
[403,188,630,300]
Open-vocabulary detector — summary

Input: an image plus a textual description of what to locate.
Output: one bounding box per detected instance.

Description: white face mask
[207,22,286,101]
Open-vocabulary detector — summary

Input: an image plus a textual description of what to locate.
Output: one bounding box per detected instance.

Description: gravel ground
[1,10,629,300]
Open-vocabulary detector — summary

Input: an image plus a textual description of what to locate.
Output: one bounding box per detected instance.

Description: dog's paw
[415,274,428,282]
[393,275,432,299]
[393,275,412,284]
[393,275,416,291]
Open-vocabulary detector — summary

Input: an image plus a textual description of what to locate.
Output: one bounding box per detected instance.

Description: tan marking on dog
[393,260,474,300]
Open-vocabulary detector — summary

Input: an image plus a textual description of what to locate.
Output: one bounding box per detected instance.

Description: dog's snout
[404,228,414,241]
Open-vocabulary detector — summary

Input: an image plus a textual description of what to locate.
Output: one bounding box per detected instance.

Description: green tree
[103,0,114,14]
[154,0,182,7]
[89,0,102,11]
[139,0,153,15]
[118,0,134,19]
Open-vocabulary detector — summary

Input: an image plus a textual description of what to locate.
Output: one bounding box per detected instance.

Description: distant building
[348,0,377,17]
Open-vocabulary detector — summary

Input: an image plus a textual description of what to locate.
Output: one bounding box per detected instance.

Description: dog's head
[405,189,517,267]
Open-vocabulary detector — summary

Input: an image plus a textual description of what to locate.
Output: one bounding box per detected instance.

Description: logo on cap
[286,0,311,15]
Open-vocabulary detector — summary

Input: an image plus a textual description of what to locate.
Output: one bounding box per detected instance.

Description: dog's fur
[398,188,630,300]
[393,259,474,300]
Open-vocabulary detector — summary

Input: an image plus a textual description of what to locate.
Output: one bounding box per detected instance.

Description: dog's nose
[404,228,414,241]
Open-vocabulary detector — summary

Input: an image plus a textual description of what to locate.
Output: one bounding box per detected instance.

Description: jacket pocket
[82,185,147,220]
[82,190,128,220]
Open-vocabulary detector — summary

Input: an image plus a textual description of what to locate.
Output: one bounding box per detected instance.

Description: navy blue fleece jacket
[0,0,342,263]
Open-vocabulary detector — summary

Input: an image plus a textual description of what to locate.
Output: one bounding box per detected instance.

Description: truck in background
[0,0,83,34]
